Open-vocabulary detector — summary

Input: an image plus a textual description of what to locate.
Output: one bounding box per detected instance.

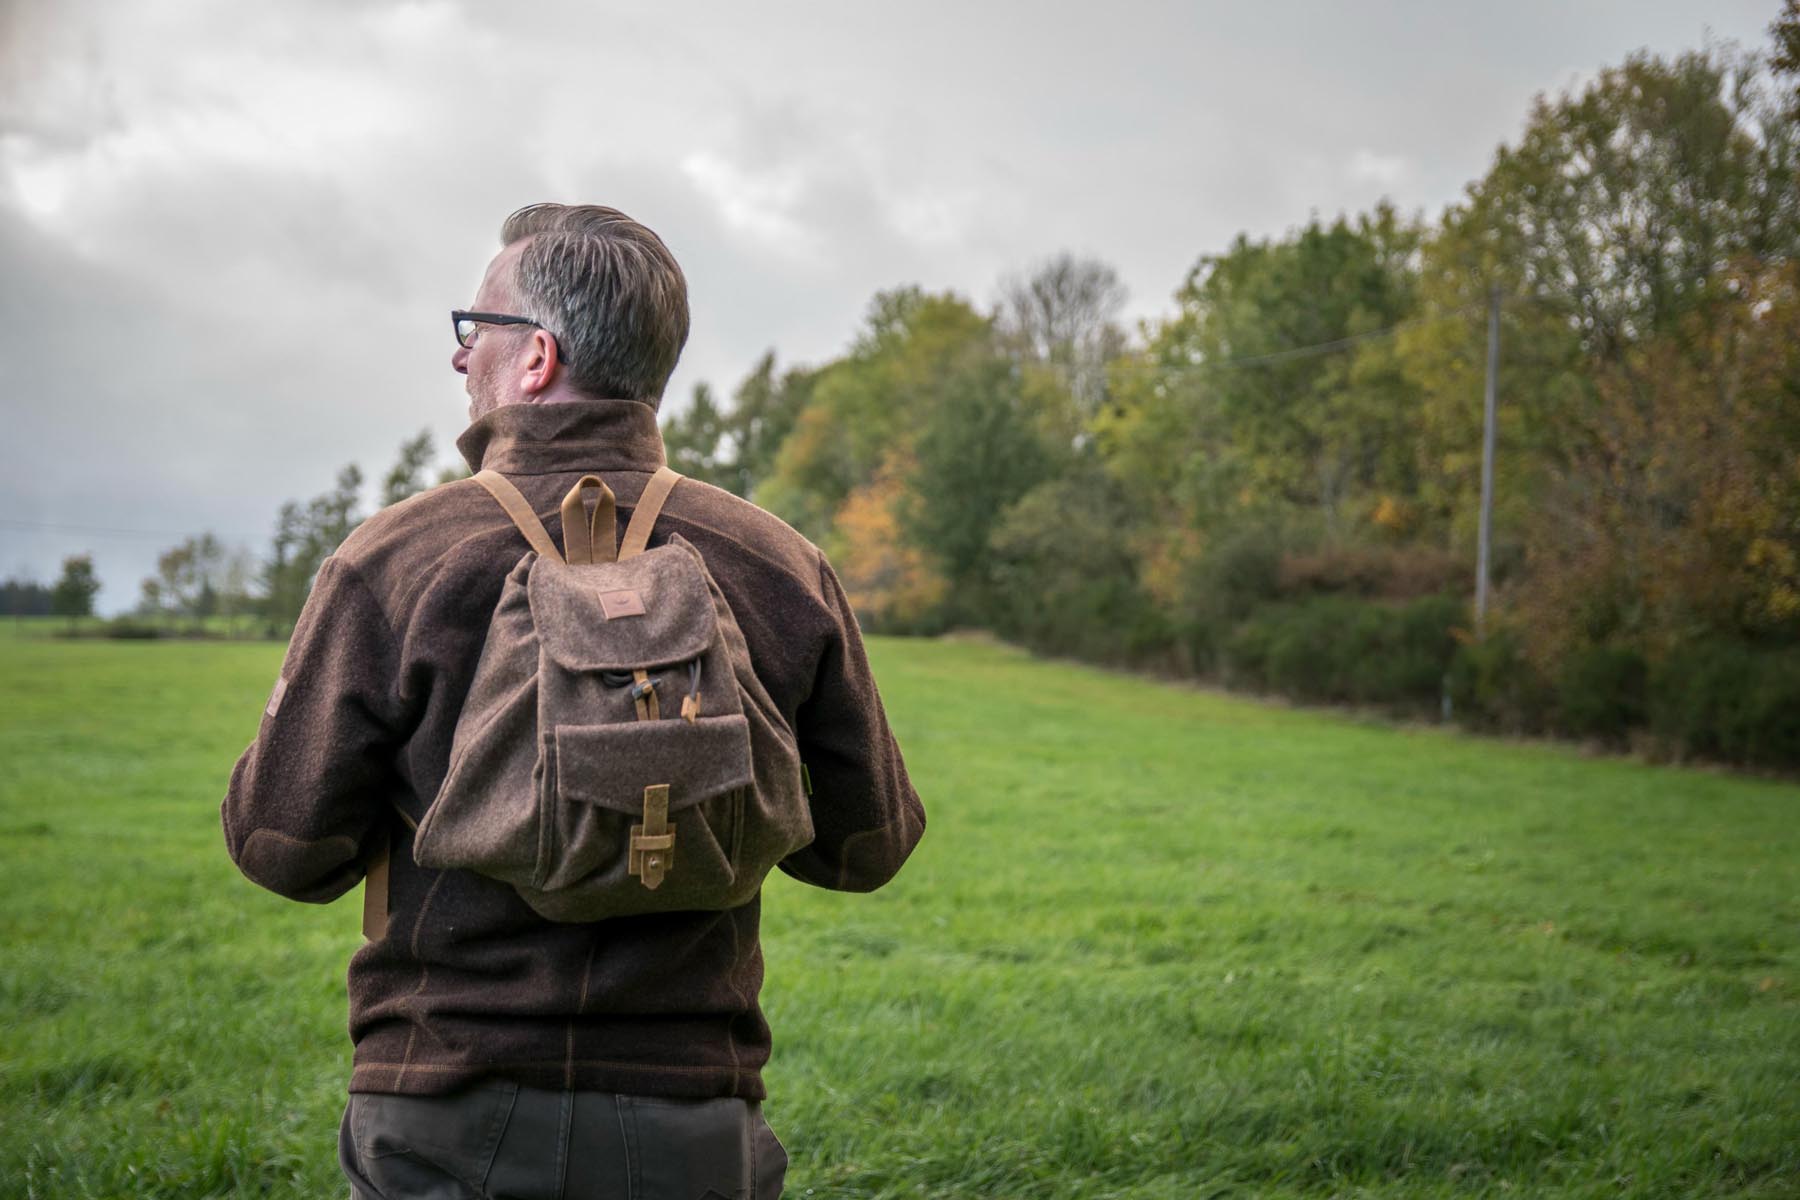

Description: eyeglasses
[451,310,569,362]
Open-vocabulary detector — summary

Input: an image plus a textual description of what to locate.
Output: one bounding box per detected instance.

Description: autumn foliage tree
[831,452,947,632]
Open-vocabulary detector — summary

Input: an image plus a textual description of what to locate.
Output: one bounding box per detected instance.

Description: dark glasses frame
[451,310,569,363]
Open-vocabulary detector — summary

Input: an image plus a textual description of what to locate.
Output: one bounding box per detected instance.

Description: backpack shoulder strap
[620,466,682,560]
[474,470,564,563]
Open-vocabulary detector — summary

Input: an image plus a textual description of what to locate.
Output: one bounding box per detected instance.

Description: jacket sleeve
[779,552,925,892]
[221,555,406,903]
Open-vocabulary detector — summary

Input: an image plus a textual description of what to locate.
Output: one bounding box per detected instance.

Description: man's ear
[519,329,561,394]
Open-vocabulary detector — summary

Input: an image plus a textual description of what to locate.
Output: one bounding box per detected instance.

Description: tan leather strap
[631,668,661,722]
[559,475,618,565]
[362,828,389,941]
[628,783,675,889]
[620,467,682,724]
[473,470,563,563]
[360,804,415,942]
[620,466,682,560]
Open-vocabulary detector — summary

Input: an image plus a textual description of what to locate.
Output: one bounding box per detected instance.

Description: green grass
[1,628,1796,1198]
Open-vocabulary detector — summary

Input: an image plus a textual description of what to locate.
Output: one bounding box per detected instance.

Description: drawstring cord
[604,659,703,723]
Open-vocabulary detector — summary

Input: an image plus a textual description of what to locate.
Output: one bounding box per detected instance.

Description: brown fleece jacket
[221,399,925,1099]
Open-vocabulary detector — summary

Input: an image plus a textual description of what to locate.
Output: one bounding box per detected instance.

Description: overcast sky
[0,0,1779,613]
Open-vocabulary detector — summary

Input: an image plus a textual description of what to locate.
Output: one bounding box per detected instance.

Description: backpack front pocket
[528,714,755,916]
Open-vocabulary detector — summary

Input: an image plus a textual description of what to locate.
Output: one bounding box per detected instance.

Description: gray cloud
[0,0,1779,610]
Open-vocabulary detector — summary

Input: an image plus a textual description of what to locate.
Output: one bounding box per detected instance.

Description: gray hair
[500,204,689,407]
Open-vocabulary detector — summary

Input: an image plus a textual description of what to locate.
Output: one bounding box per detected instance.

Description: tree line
[154,430,461,634]
[25,19,1796,769]
[660,29,1800,768]
[6,430,463,635]
[1,557,100,625]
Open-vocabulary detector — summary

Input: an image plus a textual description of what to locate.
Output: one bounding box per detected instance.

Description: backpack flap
[527,542,717,673]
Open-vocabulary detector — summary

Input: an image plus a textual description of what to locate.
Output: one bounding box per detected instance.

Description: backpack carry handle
[560,475,618,565]
[474,466,682,565]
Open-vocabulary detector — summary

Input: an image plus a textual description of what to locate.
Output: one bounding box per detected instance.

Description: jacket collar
[456,399,668,476]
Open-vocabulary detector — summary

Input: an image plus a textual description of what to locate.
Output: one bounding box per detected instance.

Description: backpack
[407,466,814,922]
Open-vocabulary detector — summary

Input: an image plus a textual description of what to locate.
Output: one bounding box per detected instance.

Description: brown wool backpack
[401,466,813,923]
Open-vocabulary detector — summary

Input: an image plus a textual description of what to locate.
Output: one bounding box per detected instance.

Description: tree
[759,288,996,543]
[831,451,946,632]
[261,464,365,628]
[1513,259,1800,664]
[726,353,813,500]
[995,253,1129,422]
[50,555,100,626]
[1446,48,1796,375]
[154,537,204,621]
[661,382,734,489]
[144,533,244,630]
[1772,0,1800,116]
[219,545,257,636]
[261,501,307,630]
[381,430,437,507]
[1107,205,1426,547]
[0,575,53,616]
[989,457,1162,663]
[903,356,1056,619]
[657,356,817,501]
[998,253,1127,363]
[753,394,857,544]
[1399,206,1589,559]
[1395,45,1800,572]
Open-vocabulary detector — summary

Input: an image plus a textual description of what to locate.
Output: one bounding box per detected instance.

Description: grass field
[1,623,1796,1198]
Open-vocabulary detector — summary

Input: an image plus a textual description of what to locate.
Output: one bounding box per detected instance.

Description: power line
[1095,300,1494,377]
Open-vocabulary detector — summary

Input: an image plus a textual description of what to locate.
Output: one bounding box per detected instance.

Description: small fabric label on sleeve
[265,675,289,717]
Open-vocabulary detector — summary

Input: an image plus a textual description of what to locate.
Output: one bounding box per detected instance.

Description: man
[222,204,925,1198]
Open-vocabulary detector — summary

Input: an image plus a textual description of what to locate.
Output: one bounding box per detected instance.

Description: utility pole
[1475,282,1500,639]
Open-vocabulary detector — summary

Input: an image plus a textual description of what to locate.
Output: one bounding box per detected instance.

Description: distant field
[1,624,1796,1198]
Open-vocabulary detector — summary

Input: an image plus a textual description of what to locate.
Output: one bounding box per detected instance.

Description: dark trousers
[339,1082,787,1199]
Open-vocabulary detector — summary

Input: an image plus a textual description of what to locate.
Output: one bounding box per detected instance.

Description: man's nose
[451,345,470,375]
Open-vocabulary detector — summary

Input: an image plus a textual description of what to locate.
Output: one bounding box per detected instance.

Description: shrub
[1225,594,1462,709]
[1446,628,1555,734]
[1171,522,1288,670]
[1556,644,1649,745]
[100,618,170,640]
[1249,598,1346,700]
[1650,641,1800,768]
[989,470,1169,664]
[1278,543,1467,602]
[1367,594,1464,703]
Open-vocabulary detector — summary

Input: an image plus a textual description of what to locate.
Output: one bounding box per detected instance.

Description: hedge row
[1222,594,1462,708]
[1199,595,1799,770]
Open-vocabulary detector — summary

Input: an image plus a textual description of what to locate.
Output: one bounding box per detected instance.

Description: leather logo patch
[599,589,647,619]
